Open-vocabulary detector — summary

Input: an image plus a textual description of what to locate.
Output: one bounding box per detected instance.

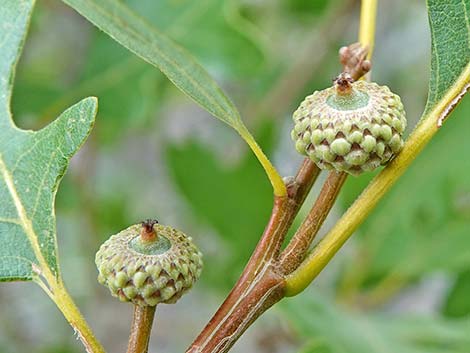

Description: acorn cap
[95,222,203,306]
[292,73,406,175]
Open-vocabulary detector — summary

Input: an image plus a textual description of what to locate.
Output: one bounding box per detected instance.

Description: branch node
[339,42,371,80]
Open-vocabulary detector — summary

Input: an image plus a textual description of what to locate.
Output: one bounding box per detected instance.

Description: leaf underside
[424,0,470,114]
[0,0,97,282]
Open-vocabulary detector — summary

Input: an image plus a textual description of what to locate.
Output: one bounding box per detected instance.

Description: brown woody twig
[339,42,371,81]
[280,171,348,274]
[187,41,371,353]
[186,159,319,353]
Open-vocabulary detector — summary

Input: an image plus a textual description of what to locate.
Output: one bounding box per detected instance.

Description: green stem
[359,0,377,60]
[50,280,106,353]
[2,148,105,353]
[239,125,287,196]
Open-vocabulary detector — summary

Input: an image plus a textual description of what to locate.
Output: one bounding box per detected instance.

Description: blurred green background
[1,0,470,352]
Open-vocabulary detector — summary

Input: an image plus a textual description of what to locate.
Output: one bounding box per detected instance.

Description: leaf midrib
[0,152,52,278]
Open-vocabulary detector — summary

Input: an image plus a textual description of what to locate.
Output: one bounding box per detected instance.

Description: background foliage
[1,0,469,352]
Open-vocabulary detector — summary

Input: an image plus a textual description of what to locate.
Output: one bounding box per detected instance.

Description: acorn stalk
[127,303,156,353]
[95,219,203,352]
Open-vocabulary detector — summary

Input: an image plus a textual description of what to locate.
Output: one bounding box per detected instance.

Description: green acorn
[291,73,406,175]
[95,220,203,306]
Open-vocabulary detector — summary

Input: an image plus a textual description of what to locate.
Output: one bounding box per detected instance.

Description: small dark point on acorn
[334,73,354,95]
[140,219,159,242]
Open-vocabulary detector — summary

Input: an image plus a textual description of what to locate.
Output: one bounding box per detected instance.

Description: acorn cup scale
[95,220,203,306]
[292,73,407,175]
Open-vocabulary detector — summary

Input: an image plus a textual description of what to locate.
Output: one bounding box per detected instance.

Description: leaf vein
[0,217,21,226]
[11,130,52,173]
[31,150,57,220]
[0,153,51,278]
